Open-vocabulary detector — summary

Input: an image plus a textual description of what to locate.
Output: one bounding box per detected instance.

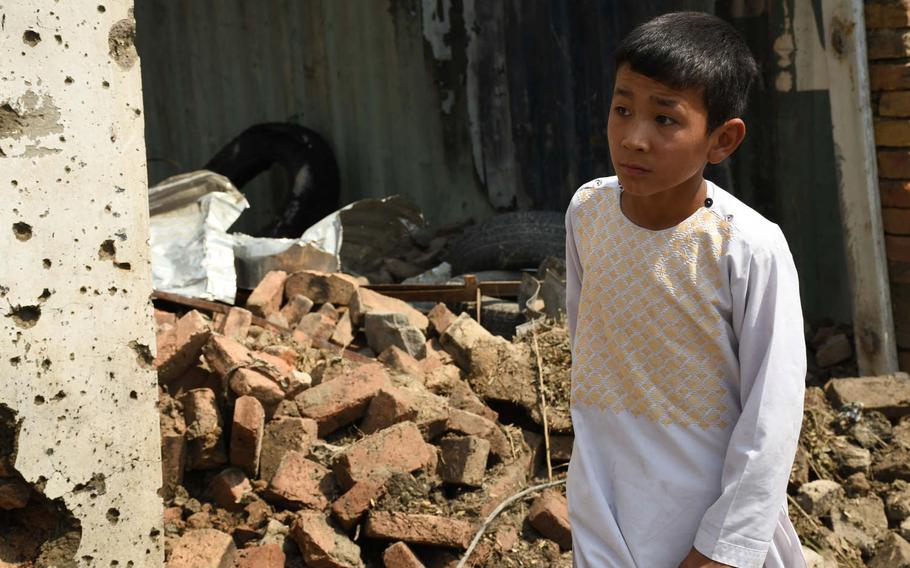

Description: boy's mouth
[618,162,651,176]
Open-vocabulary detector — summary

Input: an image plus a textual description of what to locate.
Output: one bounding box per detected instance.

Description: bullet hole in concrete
[11,180,18,187]
[51,391,65,402]
[45,448,53,455]
[115,262,131,271]
[98,239,116,260]
[108,287,117,296]
[72,473,106,497]
[12,222,32,241]
[106,507,119,524]
[64,76,73,85]
[129,390,137,399]
[34,395,44,405]
[6,304,41,328]
[102,80,110,89]
[10,356,20,367]
[128,341,153,369]
[22,30,40,46]
[54,34,62,44]
[42,259,51,269]
[0,285,8,297]
[38,288,51,302]
[0,404,82,566]
[41,358,51,371]
[98,5,106,12]
[108,19,137,69]
[114,230,127,241]
[79,286,87,294]
[114,186,125,193]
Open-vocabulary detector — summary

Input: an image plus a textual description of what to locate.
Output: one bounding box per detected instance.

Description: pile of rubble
[155,269,573,567]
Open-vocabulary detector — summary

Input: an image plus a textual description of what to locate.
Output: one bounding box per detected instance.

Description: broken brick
[331,479,386,530]
[290,511,365,568]
[382,542,426,568]
[264,451,334,510]
[528,490,572,550]
[285,271,361,306]
[219,307,253,341]
[360,387,419,434]
[180,388,228,470]
[246,270,288,317]
[209,467,252,512]
[280,294,315,328]
[379,346,425,380]
[296,312,338,345]
[445,408,511,461]
[228,368,285,416]
[230,396,265,478]
[233,543,286,568]
[365,312,427,359]
[826,373,910,419]
[349,288,428,331]
[202,335,254,377]
[259,416,319,483]
[364,511,472,549]
[167,528,236,568]
[295,362,388,436]
[334,422,437,490]
[438,436,490,488]
[438,312,499,371]
[330,311,355,348]
[427,303,456,336]
[156,310,212,383]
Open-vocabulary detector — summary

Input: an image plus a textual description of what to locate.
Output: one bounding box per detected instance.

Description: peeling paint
[421,0,452,61]
[0,91,65,157]
[108,18,137,69]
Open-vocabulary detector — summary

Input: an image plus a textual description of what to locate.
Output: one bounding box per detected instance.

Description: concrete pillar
[0,1,163,566]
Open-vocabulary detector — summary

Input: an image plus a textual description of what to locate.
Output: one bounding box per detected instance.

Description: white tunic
[564,177,807,568]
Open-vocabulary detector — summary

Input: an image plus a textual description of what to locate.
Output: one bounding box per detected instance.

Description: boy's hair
[614,11,759,132]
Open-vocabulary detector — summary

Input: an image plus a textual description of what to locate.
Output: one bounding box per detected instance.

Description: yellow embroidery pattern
[572,186,734,429]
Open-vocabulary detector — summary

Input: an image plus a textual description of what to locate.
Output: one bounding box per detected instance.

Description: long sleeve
[565,201,583,348]
[693,239,807,567]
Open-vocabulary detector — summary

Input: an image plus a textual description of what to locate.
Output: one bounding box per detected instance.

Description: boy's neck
[620,175,708,231]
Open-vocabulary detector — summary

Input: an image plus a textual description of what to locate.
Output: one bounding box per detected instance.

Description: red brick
[209,467,253,512]
[445,409,511,461]
[334,422,437,490]
[166,366,221,399]
[528,490,572,550]
[155,309,177,329]
[180,388,228,470]
[877,120,910,147]
[285,271,361,306]
[167,529,236,568]
[264,451,334,510]
[349,288,429,331]
[890,259,910,284]
[233,543,285,568]
[246,270,288,317]
[228,368,285,416]
[887,235,910,262]
[480,460,530,517]
[382,542,426,568]
[296,312,338,345]
[825,374,910,419]
[438,436,490,487]
[295,362,389,436]
[203,335,254,377]
[219,307,252,341]
[156,310,212,383]
[866,1,910,29]
[881,91,910,117]
[378,346,425,380]
[439,313,499,370]
[550,434,574,462]
[280,293,315,328]
[160,392,188,500]
[427,303,456,336]
[251,349,295,378]
[872,63,910,91]
[883,181,910,209]
[364,511,473,549]
[260,417,319,482]
[318,302,340,322]
[868,28,910,60]
[361,387,419,434]
[331,479,386,530]
[291,511,365,568]
[231,396,265,478]
[330,311,355,348]
[260,345,299,370]
[884,208,910,236]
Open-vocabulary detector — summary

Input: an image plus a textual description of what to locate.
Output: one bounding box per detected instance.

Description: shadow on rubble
[0,404,82,568]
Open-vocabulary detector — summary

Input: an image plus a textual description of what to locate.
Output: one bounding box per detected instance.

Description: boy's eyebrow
[651,95,680,108]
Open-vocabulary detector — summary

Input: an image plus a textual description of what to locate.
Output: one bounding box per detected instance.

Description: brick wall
[868,0,910,369]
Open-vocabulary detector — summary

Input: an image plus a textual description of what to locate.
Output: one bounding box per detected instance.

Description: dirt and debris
[150,264,910,567]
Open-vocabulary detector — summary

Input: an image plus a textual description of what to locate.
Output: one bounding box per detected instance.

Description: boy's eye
[656,115,676,126]
[614,106,630,117]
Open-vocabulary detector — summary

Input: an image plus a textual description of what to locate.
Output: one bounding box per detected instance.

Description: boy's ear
[707,118,746,164]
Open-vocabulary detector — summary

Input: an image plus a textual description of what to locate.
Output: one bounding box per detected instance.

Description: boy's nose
[621,123,649,152]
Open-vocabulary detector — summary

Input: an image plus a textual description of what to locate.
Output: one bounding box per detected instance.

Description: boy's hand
[678,548,733,568]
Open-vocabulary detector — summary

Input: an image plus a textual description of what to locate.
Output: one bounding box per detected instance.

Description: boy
[565,12,806,568]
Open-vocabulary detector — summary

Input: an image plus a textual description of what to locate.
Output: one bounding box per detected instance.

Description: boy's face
[607,64,738,197]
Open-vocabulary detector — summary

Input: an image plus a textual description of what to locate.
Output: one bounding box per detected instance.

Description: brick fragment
[203,335,254,376]
[884,208,910,236]
[866,1,910,29]
[889,235,910,263]
[831,496,889,555]
[880,149,910,179]
[180,388,228,470]
[334,422,437,490]
[382,542,426,568]
[869,533,910,568]
[365,312,427,359]
[295,362,388,436]
[264,451,334,510]
[167,528,236,568]
[826,373,910,418]
[877,119,910,147]
[881,91,910,118]
[796,480,844,516]
[209,467,253,512]
[528,490,572,550]
[233,543,285,568]
[160,392,188,500]
[439,312,499,370]
[281,293,315,328]
[296,312,338,345]
[427,303,456,335]
[229,368,285,416]
[219,307,252,341]
[156,310,212,383]
[246,270,288,317]
[291,511,365,568]
[259,416,319,482]
[445,408,511,461]
[872,62,910,91]
[155,308,178,329]
[331,479,386,530]
[361,387,419,434]
[438,436,490,487]
[231,396,265,478]
[330,311,355,348]
[364,511,473,549]
[285,271,361,306]
[868,28,910,60]
[350,288,428,331]
[378,346,425,380]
